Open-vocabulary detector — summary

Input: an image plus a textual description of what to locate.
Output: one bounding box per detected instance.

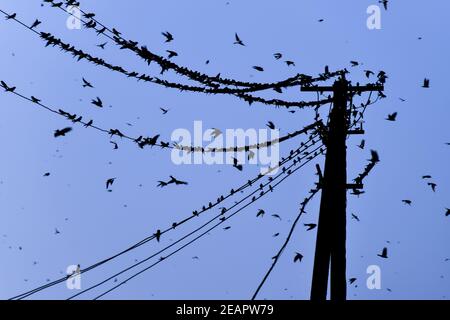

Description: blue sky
[0,0,448,300]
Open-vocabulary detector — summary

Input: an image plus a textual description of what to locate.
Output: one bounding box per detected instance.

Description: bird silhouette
[304,223,317,231]
[402,199,412,205]
[91,97,103,108]
[253,66,264,72]
[31,96,41,104]
[30,19,41,29]
[43,172,50,177]
[84,120,93,128]
[1,81,16,92]
[364,70,375,78]
[168,176,188,185]
[386,112,397,121]
[422,175,432,179]
[285,60,295,67]
[427,182,437,192]
[379,0,388,10]
[446,208,450,217]
[273,53,282,60]
[82,78,94,88]
[357,139,365,149]
[154,230,162,242]
[54,127,72,138]
[161,31,173,43]
[378,247,388,259]
[349,278,357,284]
[350,61,359,67]
[422,78,430,88]
[234,33,245,46]
[97,42,107,49]
[54,228,60,235]
[232,157,243,171]
[160,107,169,114]
[166,50,178,58]
[293,252,303,263]
[106,178,116,189]
[266,121,276,130]
[271,214,282,220]
[256,209,265,218]
[6,13,17,20]
[110,141,118,150]
[351,213,360,222]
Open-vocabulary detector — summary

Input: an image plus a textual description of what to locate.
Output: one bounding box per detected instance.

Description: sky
[0,0,449,300]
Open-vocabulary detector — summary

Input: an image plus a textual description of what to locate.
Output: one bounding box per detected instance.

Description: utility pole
[301,77,383,301]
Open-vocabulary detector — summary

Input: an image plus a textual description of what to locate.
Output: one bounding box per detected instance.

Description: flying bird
[256,209,265,218]
[379,0,388,11]
[91,97,103,108]
[161,31,174,43]
[357,139,365,150]
[422,78,430,88]
[365,70,375,78]
[54,127,72,138]
[266,121,276,130]
[106,178,116,189]
[386,112,397,121]
[234,33,245,46]
[285,60,295,67]
[43,172,50,177]
[253,66,264,72]
[350,61,359,67]
[351,213,360,222]
[30,19,41,29]
[427,182,437,192]
[168,176,188,185]
[110,141,119,150]
[160,107,169,114]
[422,175,432,179]
[377,247,388,259]
[349,278,357,285]
[446,208,449,217]
[97,42,107,49]
[402,199,412,205]
[273,53,282,60]
[304,223,317,231]
[166,50,178,58]
[82,78,94,88]
[271,214,282,220]
[294,252,303,263]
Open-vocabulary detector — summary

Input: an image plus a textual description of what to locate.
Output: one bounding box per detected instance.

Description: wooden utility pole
[301,77,383,300]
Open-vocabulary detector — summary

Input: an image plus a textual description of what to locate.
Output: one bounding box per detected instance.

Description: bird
[318,19,324,22]
[422,175,432,179]
[110,141,118,150]
[402,199,412,205]
[30,19,41,29]
[84,120,93,128]
[351,213,360,222]
[357,139,365,149]
[386,112,397,121]
[273,53,282,60]
[422,78,430,88]
[349,278,357,285]
[379,0,388,10]
[97,42,107,49]
[253,66,264,72]
[266,121,276,130]
[54,127,72,138]
[161,31,174,43]
[377,247,388,259]
[304,223,317,231]
[106,178,116,189]
[154,230,162,242]
[168,176,188,185]
[54,228,60,235]
[256,209,265,218]
[160,107,169,114]
[350,61,359,67]
[82,78,94,88]
[293,252,303,263]
[157,180,168,188]
[91,97,103,108]
[31,96,41,104]
[446,208,450,217]
[232,157,243,171]
[364,70,375,78]
[427,182,437,192]
[234,33,245,46]
[5,13,16,20]
[0,81,16,92]
[285,60,295,67]
[210,128,222,139]
[166,50,178,58]
[43,172,50,177]
[271,214,282,220]
[273,233,280,237]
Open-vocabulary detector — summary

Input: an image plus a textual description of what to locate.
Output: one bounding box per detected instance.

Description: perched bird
[0,81,16,92]
[402,199,412,205]
[54,127,72,138]
[386,112,397,121]
[293,252,303,263]
[161,31,174,43]
[154,230,162,242]
[266,121,276,130]
[82,78,94,88]
[304,223,317,231]
[427,182,437,192]
[234,33,245,46]
[253,66,264,72]
[166,50,178,58]
[97,42,107,49]
[106,178,116,189]
[91,97,103,108]
[84,120,93,128]
[422,78,430,88]
[256,209,265,218]
[30,19,41,29]
[377,247,388,259]
[6,13,17,20]
[351,213,360,222]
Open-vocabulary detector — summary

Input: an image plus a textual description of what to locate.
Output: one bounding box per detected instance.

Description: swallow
[31,96,41,104]
[253,66,264,72]
[349,278,357,284]
[234,33,245,46]
[106,178,116,189]
[211,128,222,139]
[154,229,161,242]
[377,247,388,259]
[386,112,397,121]
[422,175,432,179]
[427,182,437,192]
[54,127,72,138]
[256,209,265,218]
[445,208,449,217]
[43,172,50,177]
[91,97,103,108]
[273,53,282,60]
[5,13,17,20]
[402,199,412,205]
[350,61,359,67]
[365,70,375,78]
[266,121,276,130]
[285,60,295,67]
[232,157,243,171]
[0,81,16,92]
[271,214,282,220]
[166,50,178,58]
[304,223,317,231]
[351,213,360,222]
[161,31,174,43]
[294,252,303,263]
[82,78,94,88]
[30,19,41,29]
[357,139,365,149]
[160,107,169,114]
[84,120,93,128]
[379,0,388,10]
[422,78,430,88]
[97,42,107,49]
[110,141,118,150]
